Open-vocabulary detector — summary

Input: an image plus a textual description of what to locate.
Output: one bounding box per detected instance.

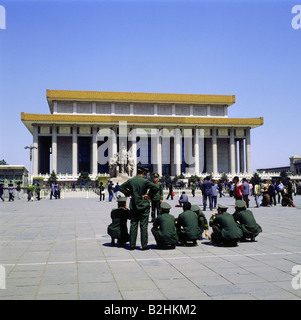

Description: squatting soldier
[119,166,159,250]
[176,202,201,246]
[233,200,262,241]
[209,204,243,246]
[151,202,178,249]
[191,205,210,240]
[150,173,163,222]
[107,197,131,246]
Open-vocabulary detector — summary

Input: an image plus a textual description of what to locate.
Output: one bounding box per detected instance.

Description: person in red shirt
[233,176,243,201]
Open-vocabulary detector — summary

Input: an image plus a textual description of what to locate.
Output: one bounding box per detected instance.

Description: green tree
[280,170,288,183]
[48,170,58,184]
[190,175,200,183]
[0,159,8,165]
[220,173,228,182]
[251,172,262,185]
[77,171,91,186]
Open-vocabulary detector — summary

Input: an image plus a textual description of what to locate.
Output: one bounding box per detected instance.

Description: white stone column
[111,126,117,158]
[53,101,58,114]
[73,102,77,114]
[33,125,38,176]
[52,125,57,173]
[212,128,218,176]
[183,128,193,174]
[72,126,78,177]
[239,139,245,173]
[235,140,238,173]
[194,128,200,175]
[151,129,162,176]
[175,128,182,175]
[129,128,137,176]
[230,128,236,175]
[246,128,252,174]
[92,126,98,178]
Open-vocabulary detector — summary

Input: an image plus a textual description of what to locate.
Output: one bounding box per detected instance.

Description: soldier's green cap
[191,205,201,212]
[235,200,246,208]
[137,166,149,174]
[218,204,228,210]
[117,197,127,203]
[160,202,171,210]
[153,173,159,178]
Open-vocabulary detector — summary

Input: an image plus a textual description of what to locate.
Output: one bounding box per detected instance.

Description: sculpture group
[109,144,135,178]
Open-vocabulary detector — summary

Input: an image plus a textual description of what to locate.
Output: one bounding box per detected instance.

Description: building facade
[21,90,263,181]
[257,155,301,177]
[0,165,29,187]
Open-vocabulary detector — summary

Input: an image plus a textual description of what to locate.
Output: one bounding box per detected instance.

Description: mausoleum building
[21,90,263,181]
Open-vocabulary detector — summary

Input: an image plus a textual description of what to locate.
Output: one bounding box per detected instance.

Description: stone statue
[120,143,128,174]
[127,151,135,177]
[108,145,135,178]
[109,153,119,178]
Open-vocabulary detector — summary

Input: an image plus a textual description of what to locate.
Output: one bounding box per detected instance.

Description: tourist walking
[211,180,218,209]
[0,183,4,202]
[233,176,243,201]
[200,176,214,211]
[254,181,261,208]
[166,183,174,200]
[99,182,105,201]
[242,178,250,208]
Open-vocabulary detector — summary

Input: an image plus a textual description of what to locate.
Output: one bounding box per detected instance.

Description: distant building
[21,89,263,181]
[257,155,301,175]
[0,165,29,187]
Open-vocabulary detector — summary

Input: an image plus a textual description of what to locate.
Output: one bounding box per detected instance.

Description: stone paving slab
[0,191,301,300]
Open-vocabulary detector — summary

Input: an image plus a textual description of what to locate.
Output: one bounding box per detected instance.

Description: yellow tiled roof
[21,112,264,134]
[46,89,236,112]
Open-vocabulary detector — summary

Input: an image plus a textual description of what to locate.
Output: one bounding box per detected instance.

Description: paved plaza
[1,190,301,300]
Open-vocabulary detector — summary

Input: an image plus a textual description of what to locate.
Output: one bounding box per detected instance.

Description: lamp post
[24,145,37,185]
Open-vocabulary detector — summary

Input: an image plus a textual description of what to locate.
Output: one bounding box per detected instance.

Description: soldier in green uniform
[176,202,201,246]
[233,200,262,241]
[209,204,243,246]
[191,205,210,240]
[151,202,178,249]
[150,173,163,222]
[119,166,159,250]
[107,197,131,246]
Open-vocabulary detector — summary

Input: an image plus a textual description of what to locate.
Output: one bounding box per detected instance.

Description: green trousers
[151,200,161,221]
[130,208,150,249]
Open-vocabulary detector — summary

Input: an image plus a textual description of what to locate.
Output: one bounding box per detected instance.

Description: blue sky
[0,0,300,173]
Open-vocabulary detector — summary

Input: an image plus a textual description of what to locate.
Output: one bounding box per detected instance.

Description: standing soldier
[209,204,243,246]
[150,173,163,222]
[119,166,159,250]
[232,200,262,241]
[151,202,178,249]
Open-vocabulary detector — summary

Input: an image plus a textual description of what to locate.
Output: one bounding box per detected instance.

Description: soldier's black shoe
[142,246,150,251]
